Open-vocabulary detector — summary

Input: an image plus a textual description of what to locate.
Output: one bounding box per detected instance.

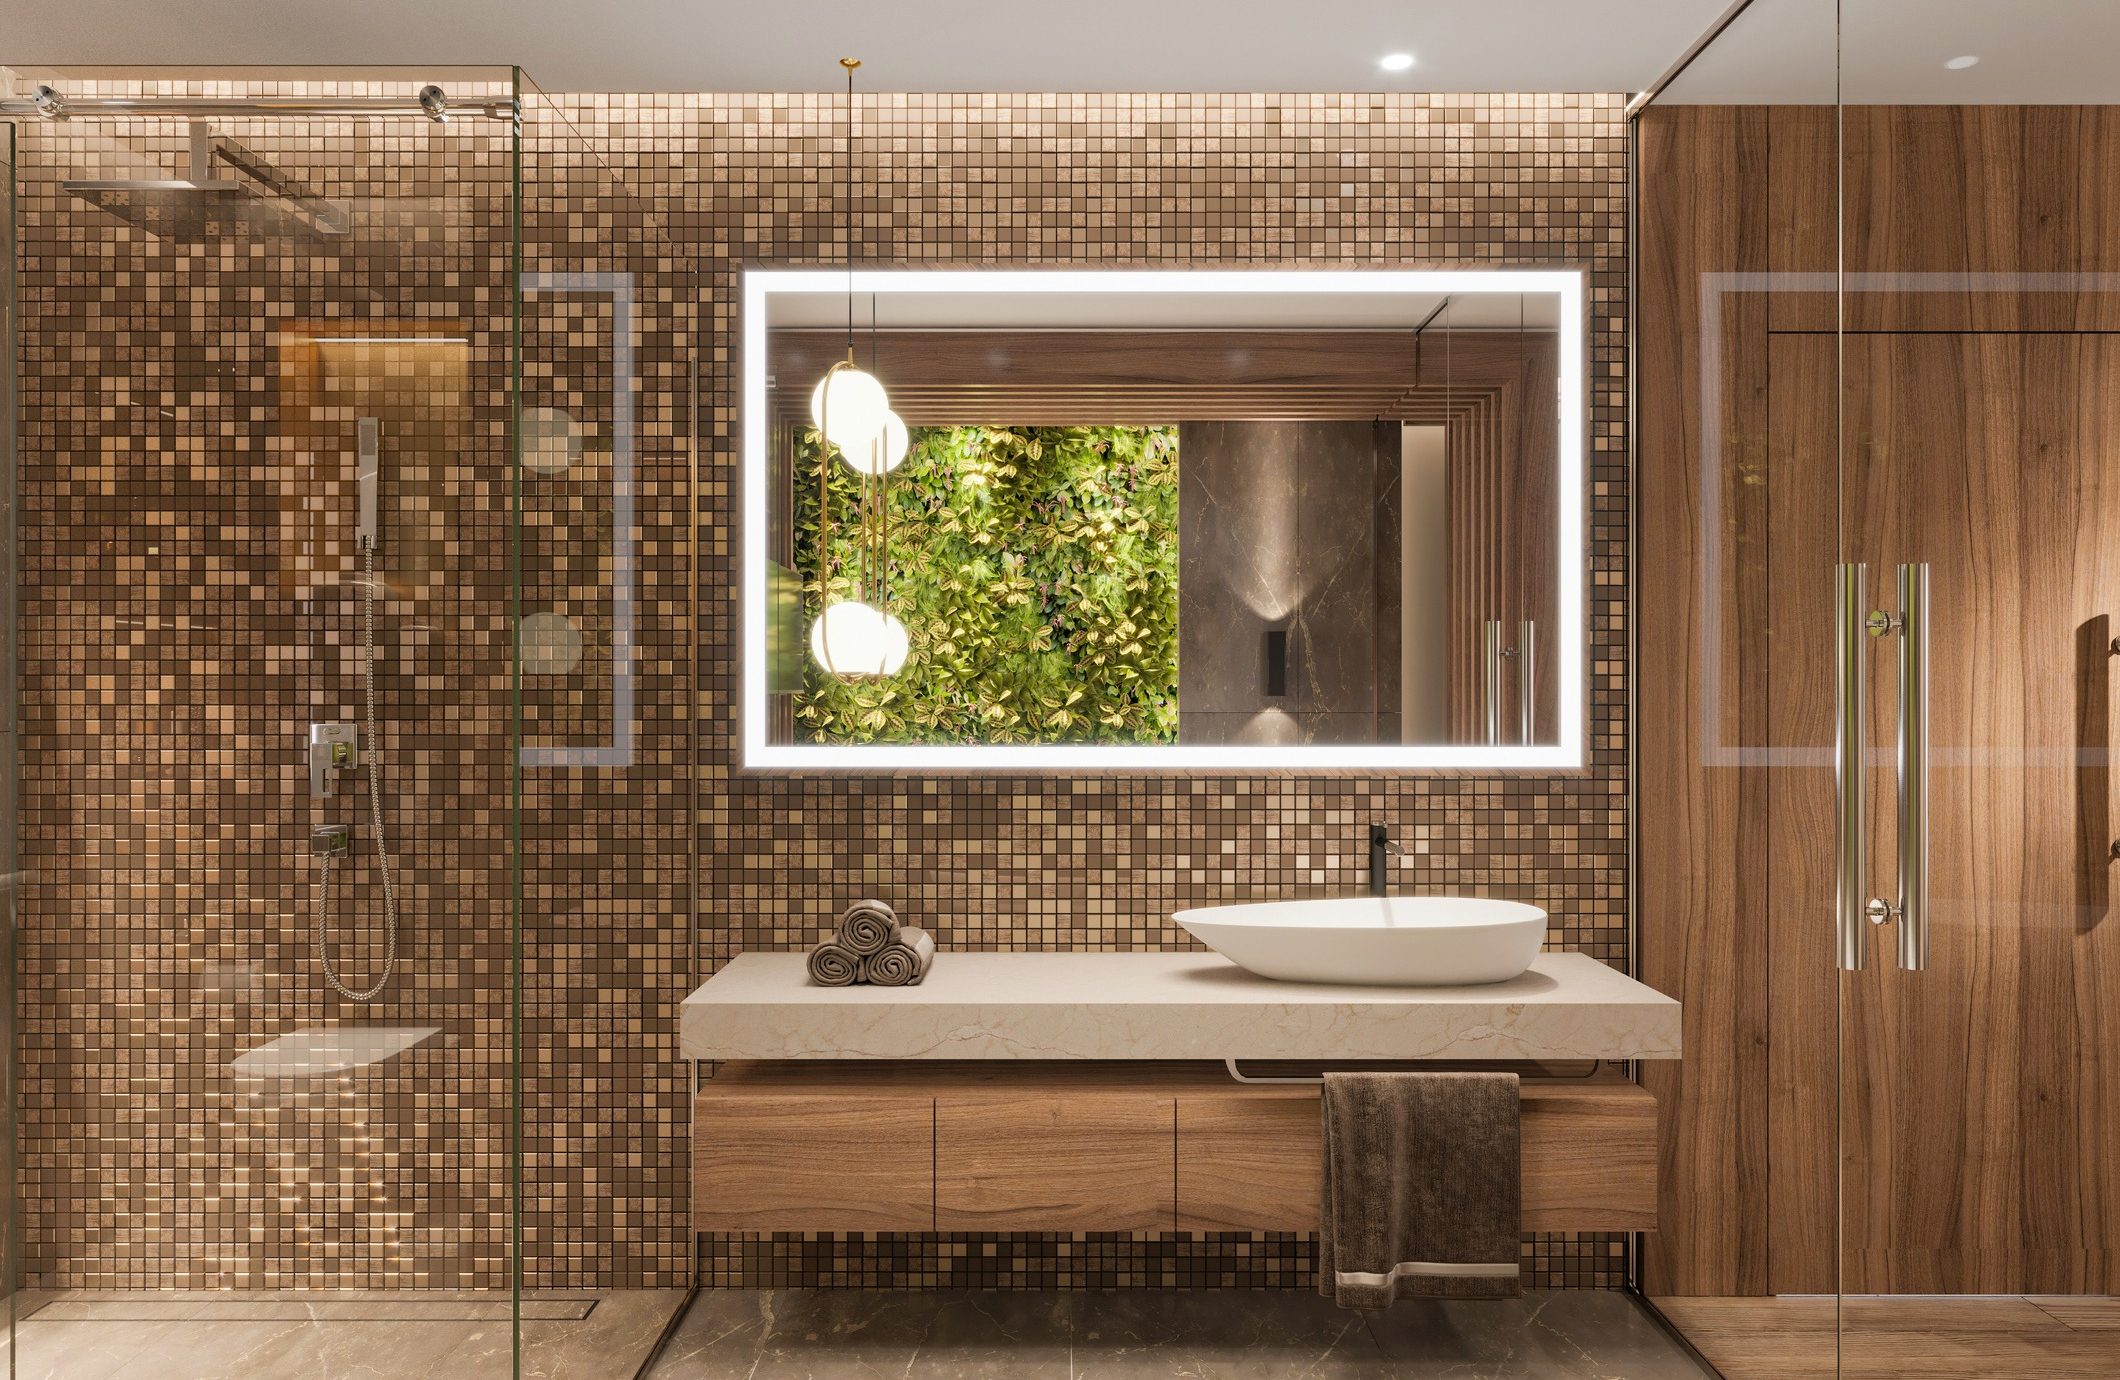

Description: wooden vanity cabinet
[936,1091,1173,1230]
[692,1088,933,1232]
[694,1062,1657,1235]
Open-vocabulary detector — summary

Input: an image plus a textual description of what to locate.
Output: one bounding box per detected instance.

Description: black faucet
[1368,823,1403,897]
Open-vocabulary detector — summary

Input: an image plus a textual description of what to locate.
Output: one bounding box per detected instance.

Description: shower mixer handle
[308,722,358,799]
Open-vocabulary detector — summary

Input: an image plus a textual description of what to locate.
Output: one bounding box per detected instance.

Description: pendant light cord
[843,57,858,362]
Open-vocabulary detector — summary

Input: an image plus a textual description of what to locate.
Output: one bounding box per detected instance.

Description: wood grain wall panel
[1836,334,2120,1293]
[1637,104,1773,1297]
[1765,105,1836,334]
[1646,101,2120,1301]
[1840,108,2120,332]
[1769,107,2120,333]
[1761,333,1840,1293]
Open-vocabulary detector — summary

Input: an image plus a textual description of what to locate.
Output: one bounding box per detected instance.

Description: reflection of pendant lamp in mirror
[808,57,909,678]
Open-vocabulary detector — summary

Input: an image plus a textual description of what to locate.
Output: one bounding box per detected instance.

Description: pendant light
[809,56,910,678]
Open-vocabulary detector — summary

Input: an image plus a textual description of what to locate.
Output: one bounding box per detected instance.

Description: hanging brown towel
[1317,1071,1522,1307]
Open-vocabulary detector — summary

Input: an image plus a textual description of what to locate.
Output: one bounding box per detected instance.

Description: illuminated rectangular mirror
[742,269,1584,771]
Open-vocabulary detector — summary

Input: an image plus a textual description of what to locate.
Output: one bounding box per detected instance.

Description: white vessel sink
[1172,896,1548,986]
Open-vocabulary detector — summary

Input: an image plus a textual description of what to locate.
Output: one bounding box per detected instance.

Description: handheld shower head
[356,418,380,553]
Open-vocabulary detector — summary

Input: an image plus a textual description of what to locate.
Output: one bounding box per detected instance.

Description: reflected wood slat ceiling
[767,329,1550,426]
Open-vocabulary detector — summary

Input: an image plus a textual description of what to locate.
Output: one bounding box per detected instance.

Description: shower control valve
[307,722,359,799]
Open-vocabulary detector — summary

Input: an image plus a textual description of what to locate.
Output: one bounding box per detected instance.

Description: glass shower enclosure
[1639,2,2120,1374]
[0,63,689,1379]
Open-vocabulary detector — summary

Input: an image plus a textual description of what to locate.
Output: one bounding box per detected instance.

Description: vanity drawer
[935,1092,1174,1231]
[1176,1090,1318,1231]
[1174,1082,1658,1233]
[692,1064,1656,1236]
[693,1092,935,1232]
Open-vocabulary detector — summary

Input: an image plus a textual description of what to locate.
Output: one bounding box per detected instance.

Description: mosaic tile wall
[628,89,1634,1291]
[8,80,700,1293]
[12,86,1629,1296]
[515,90,697,1291]
[12,86,525,1290]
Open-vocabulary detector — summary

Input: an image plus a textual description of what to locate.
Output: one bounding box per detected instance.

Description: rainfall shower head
[64,121,349,239]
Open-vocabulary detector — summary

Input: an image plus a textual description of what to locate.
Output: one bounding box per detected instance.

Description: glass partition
[3,66,526,1377]
[514,73,698,1374]
[1640,1,2120,1373]
[1836,4,2120,1373]
[1634,0,1845,1362]
[1,111,18,1378]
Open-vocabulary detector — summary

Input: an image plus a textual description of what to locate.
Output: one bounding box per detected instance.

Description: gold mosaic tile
[14,86,1628,1296]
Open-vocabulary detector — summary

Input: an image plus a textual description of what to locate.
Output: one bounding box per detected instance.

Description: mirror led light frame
[742,268,1587,772]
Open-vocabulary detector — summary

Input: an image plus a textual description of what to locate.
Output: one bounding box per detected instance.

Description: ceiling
[9,1,2112,103]
[9,0,1729,94]
[1662,0,2120,104]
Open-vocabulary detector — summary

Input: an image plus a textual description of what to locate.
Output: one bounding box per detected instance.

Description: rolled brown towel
[863,927,935,987]
[836,898,900,956]
[806,941,861,987]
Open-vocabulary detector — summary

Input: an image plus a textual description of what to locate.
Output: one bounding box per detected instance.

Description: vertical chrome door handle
[1836,563,1868,971]
[1516,619,1536,744]
[1896,563,1929,970]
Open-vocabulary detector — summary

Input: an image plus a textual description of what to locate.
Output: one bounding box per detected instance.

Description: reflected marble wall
[1178,420,1399,744]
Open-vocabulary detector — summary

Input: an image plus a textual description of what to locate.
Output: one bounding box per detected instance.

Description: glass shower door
[3,68,525,1378]
[1835,5,2120,1371]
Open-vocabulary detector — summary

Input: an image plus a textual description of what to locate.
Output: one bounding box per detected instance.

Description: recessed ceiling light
[1944,55,1980,70]
[1379,52,1416,73]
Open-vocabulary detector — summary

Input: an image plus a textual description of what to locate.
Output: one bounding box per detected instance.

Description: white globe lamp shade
[875,609,911,673]
[809,599,909,677]
[809,367,890,454]
[842,410,909,476]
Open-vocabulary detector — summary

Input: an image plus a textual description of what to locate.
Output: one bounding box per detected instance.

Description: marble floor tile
[11,1287,1704,1380]
[643,1288,1711,1380]
[1359,1291,1715,1379]
[11,1289,686,1380]
[637,1290,778,1376]
[146,1319,480,1380]
[523,1289,692,1380]
[1069,1288,1393,1379]
[905,1292,1073,1379]
[101,1320,331,1380]
[14,1316,188,1380]
[646,1290,1074,1380]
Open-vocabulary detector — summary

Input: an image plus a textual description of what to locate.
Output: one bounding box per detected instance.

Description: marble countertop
[679,951,1681,1063]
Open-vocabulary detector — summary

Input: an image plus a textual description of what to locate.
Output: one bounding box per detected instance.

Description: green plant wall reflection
[794,424,1179,744]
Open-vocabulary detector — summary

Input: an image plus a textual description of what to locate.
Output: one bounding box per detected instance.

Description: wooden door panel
[1834,333,2120,1293]
[1762,332,1841,1293]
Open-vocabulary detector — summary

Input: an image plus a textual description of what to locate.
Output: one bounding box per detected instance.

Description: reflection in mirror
[743,271,1582,770]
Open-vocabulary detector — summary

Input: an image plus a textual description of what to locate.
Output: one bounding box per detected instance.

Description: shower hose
[314,541,400,1002]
